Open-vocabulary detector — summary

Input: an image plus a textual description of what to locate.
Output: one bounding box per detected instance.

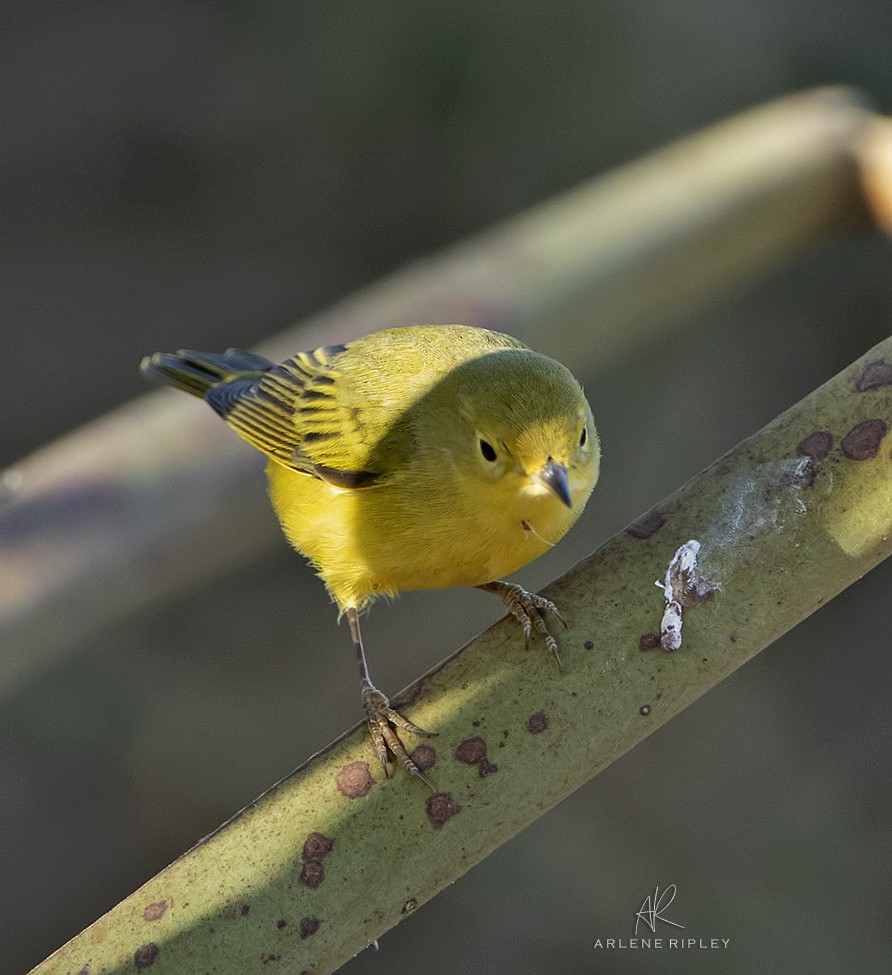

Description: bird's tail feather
[140,349,275,398]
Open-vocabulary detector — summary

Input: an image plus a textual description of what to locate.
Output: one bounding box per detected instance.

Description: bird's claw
[489,582,567,668]
[361,683,436,787]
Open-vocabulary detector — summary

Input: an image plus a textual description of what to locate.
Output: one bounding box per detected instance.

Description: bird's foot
[361,682,436,787]
[482,580,567,668]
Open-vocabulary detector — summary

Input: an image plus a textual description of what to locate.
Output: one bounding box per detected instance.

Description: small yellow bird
[141,324,600,781]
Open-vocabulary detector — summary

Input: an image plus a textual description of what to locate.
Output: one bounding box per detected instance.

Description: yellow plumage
[141,324,600,781]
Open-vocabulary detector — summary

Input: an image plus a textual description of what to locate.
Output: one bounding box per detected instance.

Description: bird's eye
[579,426,587,447]
[479,439,497,462]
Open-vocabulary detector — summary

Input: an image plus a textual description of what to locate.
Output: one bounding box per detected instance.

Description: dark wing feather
[140,348,275,398]
[210,344,380,486]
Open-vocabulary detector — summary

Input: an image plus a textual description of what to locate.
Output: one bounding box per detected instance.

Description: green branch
[31,337,892,974]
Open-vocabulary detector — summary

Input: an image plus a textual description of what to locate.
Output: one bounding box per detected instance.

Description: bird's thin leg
[346,608,435,786]
[347,606,375,686]
[478,580,567,668]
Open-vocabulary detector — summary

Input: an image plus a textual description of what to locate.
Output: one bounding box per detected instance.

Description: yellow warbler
[141,324,600,781]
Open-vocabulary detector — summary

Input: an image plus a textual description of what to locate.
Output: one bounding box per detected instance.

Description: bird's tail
[140,348,275,399]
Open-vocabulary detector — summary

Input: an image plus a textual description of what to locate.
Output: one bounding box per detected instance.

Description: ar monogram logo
[634,884,685,935]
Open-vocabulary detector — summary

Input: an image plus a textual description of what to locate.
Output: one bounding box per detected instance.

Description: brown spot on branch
[411,743,437,772]
[303,832,334,860]
[426,792,461,829]
[855,359,892,391]
[300,860,325,889]
[336,761,373,798]
[797,430,833,458]
[134,943,159,969]
[142,900,167,922]
[841,419,887,460]
[455,736,498,777]
[527,712,549,734]
[625,508,666,539]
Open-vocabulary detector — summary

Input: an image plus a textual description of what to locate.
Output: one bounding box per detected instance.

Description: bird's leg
[346,607,435,786]
[478,581,568,668]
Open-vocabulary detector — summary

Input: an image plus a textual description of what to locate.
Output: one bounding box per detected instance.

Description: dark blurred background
[2,2,891,973]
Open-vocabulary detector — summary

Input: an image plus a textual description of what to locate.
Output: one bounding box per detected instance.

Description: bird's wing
[207,343,381,488]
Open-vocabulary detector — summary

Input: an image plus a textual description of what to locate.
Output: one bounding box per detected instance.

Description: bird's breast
[265,461,580,606]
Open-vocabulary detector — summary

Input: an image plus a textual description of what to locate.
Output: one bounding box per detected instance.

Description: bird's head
[434,349,600,524]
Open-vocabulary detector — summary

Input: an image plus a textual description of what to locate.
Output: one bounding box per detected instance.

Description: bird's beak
[534,460,572,508]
